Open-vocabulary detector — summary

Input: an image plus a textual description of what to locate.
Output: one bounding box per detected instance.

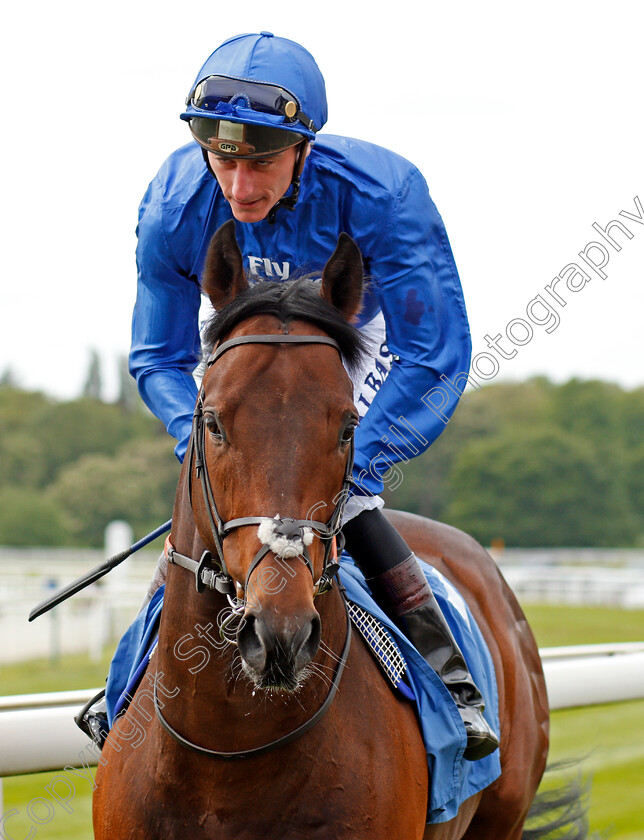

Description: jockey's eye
[205,413,225,442]
[340,421,357,445]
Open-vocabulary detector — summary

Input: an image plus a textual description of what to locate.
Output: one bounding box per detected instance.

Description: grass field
[1,603,643,839]
[523,604,644,840]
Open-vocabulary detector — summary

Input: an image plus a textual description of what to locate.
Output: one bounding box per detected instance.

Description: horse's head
[191,220,365,692]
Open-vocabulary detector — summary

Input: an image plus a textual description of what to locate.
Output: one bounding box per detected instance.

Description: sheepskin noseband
[257,515,315,559]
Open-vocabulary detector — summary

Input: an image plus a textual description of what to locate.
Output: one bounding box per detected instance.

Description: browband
[207,334,341,366]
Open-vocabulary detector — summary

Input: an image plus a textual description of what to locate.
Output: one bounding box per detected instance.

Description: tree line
[0,384,179,547]
[0,376,642,548]
[382,376,644,547]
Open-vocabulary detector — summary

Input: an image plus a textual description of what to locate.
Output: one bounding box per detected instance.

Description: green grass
[522,603,644,648]
[1,604,643,838]
[524,603,644,840]
[0,651,113,839]
[548,701,644,839]
[0,649,115,697]
[1,771,94,839]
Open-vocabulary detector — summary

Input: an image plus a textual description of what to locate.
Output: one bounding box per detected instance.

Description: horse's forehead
[207,316,353,400]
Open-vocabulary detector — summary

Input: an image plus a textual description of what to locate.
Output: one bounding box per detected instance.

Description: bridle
[166,331,355,600]
[155,330,355,759]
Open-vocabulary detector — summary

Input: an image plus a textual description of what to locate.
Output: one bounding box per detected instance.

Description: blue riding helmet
[181,32,328,159]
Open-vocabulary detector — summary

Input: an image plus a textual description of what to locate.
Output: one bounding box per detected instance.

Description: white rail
[1,645,643,778]
[541,647,644,709]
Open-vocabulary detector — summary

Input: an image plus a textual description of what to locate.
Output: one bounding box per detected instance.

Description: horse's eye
[341,422,357,445]
[205,414,224,442]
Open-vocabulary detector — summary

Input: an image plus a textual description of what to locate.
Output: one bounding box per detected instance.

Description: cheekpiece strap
[166,541,235,595]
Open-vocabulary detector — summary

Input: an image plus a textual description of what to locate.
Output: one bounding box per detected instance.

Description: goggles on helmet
[186,75,319,133]
[188,118,306,159]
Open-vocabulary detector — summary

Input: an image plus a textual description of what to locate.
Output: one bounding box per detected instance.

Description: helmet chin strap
[266,140,309,225]
[201,147,217,179]
[201,140,309,225]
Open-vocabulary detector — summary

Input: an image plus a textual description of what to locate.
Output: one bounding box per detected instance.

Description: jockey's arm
[129,173,201,462]
[351,166,472,496]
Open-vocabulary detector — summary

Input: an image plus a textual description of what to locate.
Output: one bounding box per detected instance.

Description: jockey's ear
[320,233,364,323]
[202,220,249,310]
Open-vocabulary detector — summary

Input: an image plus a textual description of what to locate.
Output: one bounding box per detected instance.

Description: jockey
[87,32,498,760]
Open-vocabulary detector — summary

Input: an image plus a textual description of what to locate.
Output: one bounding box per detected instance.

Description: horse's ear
[320,233,363,322]
[201,220,249,310]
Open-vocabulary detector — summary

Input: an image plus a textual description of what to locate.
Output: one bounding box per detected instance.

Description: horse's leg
[421,795,481,839]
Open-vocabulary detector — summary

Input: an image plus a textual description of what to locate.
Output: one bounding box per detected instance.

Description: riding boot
[342,508,499,761]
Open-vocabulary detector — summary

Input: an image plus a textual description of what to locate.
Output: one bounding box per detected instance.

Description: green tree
[625,442,644,540]
[117,354,141,414]
[546,378,627,445]
[383,377,554,520]
[0,387,52,490]
[0,487,70,546]
[26,397,163,486]
[445,427,639,547]
[0,368,17,387]
[49,437,180,545]
[0,386,51,435]
[620,387,644,450]
[0,431,48,488]
[82,349,103,400]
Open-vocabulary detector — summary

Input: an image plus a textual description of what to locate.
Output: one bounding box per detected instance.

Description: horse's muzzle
[237,608,322,691]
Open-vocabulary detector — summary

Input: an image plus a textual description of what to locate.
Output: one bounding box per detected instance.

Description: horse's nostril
[237,614,266,671]
[298,616,322,660]
[237,611,321,686]
[293,615,321,670]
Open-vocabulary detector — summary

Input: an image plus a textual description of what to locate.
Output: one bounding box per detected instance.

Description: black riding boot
[342,508,499,761]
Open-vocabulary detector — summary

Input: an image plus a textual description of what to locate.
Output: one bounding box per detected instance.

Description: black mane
[202,278,370,372]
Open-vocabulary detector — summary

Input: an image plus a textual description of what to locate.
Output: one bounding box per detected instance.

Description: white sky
[2,0,643,400]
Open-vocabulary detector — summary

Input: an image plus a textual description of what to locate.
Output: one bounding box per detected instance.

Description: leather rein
[155,331,354,759]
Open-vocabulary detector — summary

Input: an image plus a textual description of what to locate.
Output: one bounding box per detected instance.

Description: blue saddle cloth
[105,556,500,824]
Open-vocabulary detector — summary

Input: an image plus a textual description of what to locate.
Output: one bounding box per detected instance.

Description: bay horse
[94,221,553,839]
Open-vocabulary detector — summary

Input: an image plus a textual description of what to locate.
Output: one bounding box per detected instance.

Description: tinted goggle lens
[188,76,302,122]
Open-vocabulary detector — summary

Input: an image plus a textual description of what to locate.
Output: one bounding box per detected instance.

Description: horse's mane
[202,278,370,373]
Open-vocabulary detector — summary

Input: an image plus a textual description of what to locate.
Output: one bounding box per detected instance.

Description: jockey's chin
[227,196,275,223]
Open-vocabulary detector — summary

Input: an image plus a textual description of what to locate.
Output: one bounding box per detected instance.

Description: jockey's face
[208,146,300,223]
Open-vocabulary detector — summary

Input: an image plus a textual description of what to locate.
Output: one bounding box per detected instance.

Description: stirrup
[75,688,109,750]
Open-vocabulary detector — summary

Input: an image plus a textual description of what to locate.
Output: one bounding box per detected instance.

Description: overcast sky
[2,0,642,401]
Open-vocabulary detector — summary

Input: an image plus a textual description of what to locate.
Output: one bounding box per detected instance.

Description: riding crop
[28,519,172,621]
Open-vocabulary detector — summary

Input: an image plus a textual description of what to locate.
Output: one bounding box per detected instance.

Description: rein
[153,588,352,760]
[158,330,354,759]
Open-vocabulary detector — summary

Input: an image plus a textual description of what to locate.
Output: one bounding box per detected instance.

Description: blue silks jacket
[129,135,472,493]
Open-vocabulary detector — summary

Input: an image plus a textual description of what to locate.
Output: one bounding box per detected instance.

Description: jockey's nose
[237,608,321,687]
[230,162,257,202]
